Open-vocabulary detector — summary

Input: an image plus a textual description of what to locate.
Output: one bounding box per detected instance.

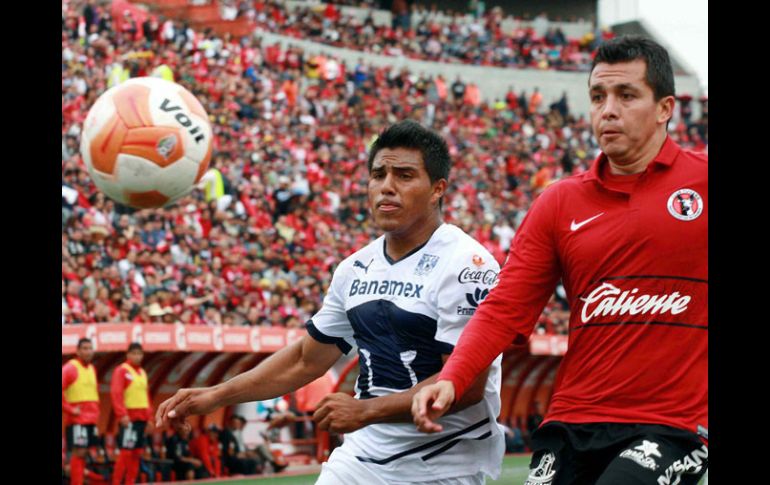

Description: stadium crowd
[61,0,707,335]
[222,0,604,70]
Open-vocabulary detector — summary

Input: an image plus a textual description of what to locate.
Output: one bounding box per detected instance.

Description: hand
[155,387,221,431]
[312,392,369,433]
[411,380,455,433]
[120,416,131,428]
[269,413,293,429]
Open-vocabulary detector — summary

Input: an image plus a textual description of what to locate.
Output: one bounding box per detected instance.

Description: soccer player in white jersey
[155,120,505,484]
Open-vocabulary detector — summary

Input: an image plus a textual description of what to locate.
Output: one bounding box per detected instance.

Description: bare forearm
[210,337,342,408]
[213,341,328,407]
[363,370,488,425]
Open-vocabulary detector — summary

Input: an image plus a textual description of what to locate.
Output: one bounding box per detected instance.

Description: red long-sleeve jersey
[440,137,707,437]
[62,360,100,426]
[110,361,152,422]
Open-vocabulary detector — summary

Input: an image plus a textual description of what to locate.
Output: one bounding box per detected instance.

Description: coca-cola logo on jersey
[458,267,498,285]
[576,277,708,328]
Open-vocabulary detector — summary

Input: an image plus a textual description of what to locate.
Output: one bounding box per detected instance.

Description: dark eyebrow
[391,165,417,172]
[590,82,640,92]
[616,83,641,91]
[371,164,418,172]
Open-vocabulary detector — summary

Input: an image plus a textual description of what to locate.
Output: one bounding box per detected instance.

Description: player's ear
[431,179,447,206]
[657,95,675,125]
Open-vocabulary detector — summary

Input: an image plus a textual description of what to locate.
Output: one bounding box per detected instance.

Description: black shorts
[526,422,708,485]
[66,424,99,451]
[173,461,195,479]
[116,420,148,450]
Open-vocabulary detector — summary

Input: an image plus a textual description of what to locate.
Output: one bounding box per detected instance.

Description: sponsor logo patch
[657,444,708,485]
[619,440,662,471]
[580,282,692,324]
[525,452,556,485]
[457,287,490,315]
[349,279,423,299]
[458,267,498,285]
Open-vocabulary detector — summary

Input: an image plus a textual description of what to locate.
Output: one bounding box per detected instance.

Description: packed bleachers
[62,0,707,336]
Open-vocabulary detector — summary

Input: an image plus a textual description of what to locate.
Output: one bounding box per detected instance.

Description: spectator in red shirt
[189,425,222,478]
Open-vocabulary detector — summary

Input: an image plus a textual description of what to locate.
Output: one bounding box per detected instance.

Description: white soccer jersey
[308,223,505,482]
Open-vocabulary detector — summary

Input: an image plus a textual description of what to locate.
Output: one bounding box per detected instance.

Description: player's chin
[373,214,401,231]
[598,141,627,157]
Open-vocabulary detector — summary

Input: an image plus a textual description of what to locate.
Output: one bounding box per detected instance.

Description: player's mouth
[601,128,622,138]
[377,201,401,212]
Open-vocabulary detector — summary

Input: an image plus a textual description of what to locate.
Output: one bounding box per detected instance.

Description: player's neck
[384,217,443,262]
[607,131,667,175]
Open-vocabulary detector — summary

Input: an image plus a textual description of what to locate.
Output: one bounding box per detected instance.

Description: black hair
[591,35,675,101]
[128,342,143,352]
[77,338,92,349]
[367,119,451,184]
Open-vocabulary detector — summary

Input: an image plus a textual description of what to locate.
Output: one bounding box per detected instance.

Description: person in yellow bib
[62,338,100,485]
[110,343,152,485]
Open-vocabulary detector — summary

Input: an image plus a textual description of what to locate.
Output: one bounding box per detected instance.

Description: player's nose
[380,172,397,194]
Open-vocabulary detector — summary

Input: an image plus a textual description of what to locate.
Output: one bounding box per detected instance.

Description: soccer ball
[80,77,213,208]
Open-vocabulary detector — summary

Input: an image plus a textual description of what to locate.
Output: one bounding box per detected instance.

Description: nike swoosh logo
[570,213,604,231]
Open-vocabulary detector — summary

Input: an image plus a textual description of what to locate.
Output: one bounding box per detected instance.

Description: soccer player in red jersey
[413,36,708,485]
[63,338,100,485]
[110,343,152,485]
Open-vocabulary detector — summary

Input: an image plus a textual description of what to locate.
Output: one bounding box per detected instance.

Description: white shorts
[315,443,486,485]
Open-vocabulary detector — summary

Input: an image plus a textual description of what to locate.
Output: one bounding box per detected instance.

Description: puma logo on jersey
[570,212,604,231]
[354,259,374,274]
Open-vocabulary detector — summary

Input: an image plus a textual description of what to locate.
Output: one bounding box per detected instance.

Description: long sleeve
[111,365,128,418]
[439,188,562,399]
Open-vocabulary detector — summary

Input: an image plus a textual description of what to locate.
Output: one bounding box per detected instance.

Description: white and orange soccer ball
[80,77,213,208]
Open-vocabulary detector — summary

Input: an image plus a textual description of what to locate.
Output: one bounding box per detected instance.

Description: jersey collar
[585,136,681,184]
[381,223,445,265]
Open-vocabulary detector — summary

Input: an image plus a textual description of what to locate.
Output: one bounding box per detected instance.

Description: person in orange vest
[110,343,152,485]
[529,87,543,114]
[463,82,482,107]
[62,337,100,485]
